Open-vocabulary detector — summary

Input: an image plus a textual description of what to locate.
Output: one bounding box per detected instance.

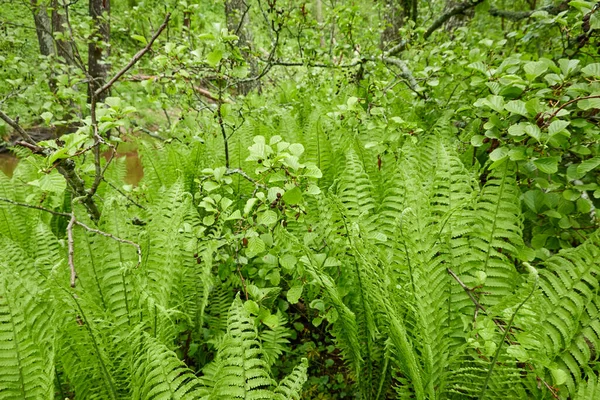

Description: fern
[206,295,275,399]
[0,270,54,399]
[273,358,308,400]
[130,333,203,399]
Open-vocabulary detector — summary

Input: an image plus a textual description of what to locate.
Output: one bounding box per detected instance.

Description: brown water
[0,151,144,185]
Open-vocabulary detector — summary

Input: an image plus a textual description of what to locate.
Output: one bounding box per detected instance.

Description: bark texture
[88,0,111,103]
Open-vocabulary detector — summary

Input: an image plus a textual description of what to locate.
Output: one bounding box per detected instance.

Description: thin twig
[94,13,171,98]
[75,220,143,269]
[447,268,486,310]
[225,168,267,189]
[542,95,600,127]
[0,197,142,269]
[0,197,70,217]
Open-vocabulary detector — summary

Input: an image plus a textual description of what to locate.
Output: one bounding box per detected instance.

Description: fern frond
[130,333,203,399]
[207,295,275,399]
[273,358,308,400]
[533,231,600,393]
[260,311,292,368]
[0,270,54,399]
[466,161,523,306]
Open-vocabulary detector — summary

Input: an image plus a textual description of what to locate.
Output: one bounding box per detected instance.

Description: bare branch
[447,268,486,311]
[424,0,484,39]
[489,1,568,21]
[75,220,142,269]
[0,196,142,270]
[95,13,171,98]
[0,109,38,146]
[0,197,70,217]
[226,168,267,189]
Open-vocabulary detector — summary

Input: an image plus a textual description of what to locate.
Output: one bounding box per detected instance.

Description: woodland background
[0,0,600,399]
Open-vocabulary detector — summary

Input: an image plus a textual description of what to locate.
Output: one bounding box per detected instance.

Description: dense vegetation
[1,0,600,398]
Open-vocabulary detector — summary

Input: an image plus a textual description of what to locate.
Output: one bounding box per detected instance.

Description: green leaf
[303,164,322,178]
[40,111,53,124]
[558,59,579,76]
[131,34,148,44]
[244,198,258,215]
[226,210,242,220]
[282,187,303,205]
[471,135,485,146]
[581,63,600,78]
[286,285,303,304]
[288,143,304,157]
[489,147,509,161]
[525,124,541,141]
[504,100,529,117]
[547,120,569,136]
[551,368,568,386]
[244,300,260,315]
[523,61,548,81]
[486,95,505,113]
[577,157,600,175]
[523,190,545,213]
[262,314,279,329]
[534,157,559,174]
[206,49,223,67]
[257,210,278,227]
[577,97,600,110]
[247,236,265,256]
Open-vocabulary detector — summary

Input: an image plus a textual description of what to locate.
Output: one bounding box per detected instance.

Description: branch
[226,168,267,189]
[489,1,569,21]
[94,13,171,98]
[385,40,409,57]
[424,0,485,39]
[447,268,486,311]
[75,220,142,269]
[381,56,424,96]
[127,74,227,103]
[0,197,70,217]
[542,95,600,127]
[0,109,38,146]
[0,197,142,275]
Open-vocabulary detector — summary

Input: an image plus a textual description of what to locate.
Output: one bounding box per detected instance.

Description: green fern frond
[273,358,308,400]
[466,161,523,306]
[0,270,54,399]
[130,333,203,400]
[260,311,292,368]
[533,231,600,393]
[207,295,275,399]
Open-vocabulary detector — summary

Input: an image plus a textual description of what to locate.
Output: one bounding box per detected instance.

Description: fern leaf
[273,358,308,400]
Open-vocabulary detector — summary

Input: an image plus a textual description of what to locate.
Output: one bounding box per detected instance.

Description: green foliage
[1,0,600,399]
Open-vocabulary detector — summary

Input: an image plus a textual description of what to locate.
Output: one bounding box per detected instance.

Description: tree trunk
[225,0,256,94]
[51,0,74,63]
[315,0,325,47]
[88,0,111,103]
[30,0,54,57]
[381,0,411,48]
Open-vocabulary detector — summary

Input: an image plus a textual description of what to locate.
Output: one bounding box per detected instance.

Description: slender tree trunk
[315,0,325,47]
[30,0,54,57]
[225,0,256,94]
[381,0,411,48]
[51,0,74,63]
[88,0,110,103]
